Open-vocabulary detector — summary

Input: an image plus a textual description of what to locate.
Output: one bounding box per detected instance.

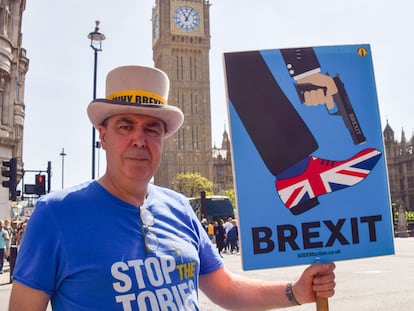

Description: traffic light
[35,174,46,196]
[2,157,18,201]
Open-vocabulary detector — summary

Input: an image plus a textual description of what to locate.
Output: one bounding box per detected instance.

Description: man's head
[87,66,184,186]
[87,65,184,138]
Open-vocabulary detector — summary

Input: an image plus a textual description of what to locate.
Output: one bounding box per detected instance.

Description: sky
[21,0,414,191]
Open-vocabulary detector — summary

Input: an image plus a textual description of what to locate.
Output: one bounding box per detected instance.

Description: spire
[383,119,394,142]
[221,123,230,150]
[401,127,406,144]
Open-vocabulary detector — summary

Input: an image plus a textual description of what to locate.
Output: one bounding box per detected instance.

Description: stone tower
[151,0,212,188]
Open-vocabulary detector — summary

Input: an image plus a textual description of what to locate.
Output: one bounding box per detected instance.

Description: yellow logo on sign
[357,47,368,57]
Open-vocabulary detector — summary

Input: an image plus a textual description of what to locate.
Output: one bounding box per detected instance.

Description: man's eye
[119,124,133,131]
[145,127,162,136]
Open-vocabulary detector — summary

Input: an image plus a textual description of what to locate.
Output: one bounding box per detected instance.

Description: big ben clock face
[173,6,200,32]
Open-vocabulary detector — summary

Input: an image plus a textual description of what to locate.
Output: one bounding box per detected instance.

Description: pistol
[295,76,366,145]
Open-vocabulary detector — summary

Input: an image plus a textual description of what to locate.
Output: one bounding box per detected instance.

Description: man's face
[98,113,166,184]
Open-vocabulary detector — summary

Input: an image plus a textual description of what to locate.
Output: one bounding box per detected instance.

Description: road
[1,237,413,310]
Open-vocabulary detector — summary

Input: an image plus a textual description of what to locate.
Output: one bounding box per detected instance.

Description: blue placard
[224,44,395,270]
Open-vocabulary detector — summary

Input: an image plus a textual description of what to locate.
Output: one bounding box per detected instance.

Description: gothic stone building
[212,127,233,195]
[383,121,414,212]
[0,0,29,219]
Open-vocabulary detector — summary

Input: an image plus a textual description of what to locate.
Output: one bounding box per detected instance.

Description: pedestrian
[9,220,19,247]
[4,219,11,261]
[214,219,226,257]
[223,217,233,253]
[207,220,215,242]
[201,218,208,233]
[9,65,335,310]
[227,219,239,254]
[0,219,9,274]
[16,222,26,246]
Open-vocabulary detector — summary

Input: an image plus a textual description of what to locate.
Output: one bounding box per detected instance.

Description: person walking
[214,220,226,257]
[0,220,10,274]
[227,219,239,254]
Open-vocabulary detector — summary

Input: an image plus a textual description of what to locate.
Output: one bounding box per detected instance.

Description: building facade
[151,0,213,188]
[383,121,414,212]
[212,127,233,194]
[0,0,29,219]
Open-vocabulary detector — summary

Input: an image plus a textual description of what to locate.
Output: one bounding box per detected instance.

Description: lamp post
[88,20,105,179]
[95,141,101,178]
[59,148,66,189]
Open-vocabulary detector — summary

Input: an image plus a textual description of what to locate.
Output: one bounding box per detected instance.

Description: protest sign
[224,44,395,270]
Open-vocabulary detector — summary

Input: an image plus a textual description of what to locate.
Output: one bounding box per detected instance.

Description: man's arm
[199,263,335,310]
[8,281,50,311]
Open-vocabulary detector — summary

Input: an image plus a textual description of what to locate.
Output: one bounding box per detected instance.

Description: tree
[224,188,236,209]
[172,172,213,198]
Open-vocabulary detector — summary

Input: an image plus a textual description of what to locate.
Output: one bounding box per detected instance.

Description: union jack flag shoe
[275,148,382,215]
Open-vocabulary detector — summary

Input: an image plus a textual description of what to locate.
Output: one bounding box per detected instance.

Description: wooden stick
[316,296,329,311]
[314,258,329,310]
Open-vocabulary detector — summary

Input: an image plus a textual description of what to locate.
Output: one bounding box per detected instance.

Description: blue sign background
[226,44,395,270]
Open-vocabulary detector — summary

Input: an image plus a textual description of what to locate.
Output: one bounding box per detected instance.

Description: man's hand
[292,262,336,304]
[297,73,338,110]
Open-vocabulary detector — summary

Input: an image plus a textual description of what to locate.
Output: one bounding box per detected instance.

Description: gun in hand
[295,76,366,145]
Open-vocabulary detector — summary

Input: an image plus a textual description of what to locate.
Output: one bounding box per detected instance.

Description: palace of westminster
[0,0,412,219]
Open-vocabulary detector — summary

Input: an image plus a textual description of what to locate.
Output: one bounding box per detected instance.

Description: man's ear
[97,126,106,149]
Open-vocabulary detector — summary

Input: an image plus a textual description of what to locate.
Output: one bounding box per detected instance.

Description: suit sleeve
[280,47,320,79]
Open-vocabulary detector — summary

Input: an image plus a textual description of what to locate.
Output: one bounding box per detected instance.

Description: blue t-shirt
[13,181,223,310]
[0,229,9,249]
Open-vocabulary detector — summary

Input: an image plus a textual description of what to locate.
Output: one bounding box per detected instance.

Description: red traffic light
[35,174,46,195]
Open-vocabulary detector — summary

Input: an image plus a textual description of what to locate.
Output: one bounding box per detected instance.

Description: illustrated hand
[297,73,338,110]
[291,262,336,304]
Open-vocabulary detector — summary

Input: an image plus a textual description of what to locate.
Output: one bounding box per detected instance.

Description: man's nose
[131,128,147,148]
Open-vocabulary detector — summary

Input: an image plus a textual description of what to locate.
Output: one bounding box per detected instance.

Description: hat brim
[87,99,184,138]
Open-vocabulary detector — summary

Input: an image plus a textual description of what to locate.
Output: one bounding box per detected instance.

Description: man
[9,65,335,310]
[0,219,9,274]
[222,217,233,253]
[4,219,11,261]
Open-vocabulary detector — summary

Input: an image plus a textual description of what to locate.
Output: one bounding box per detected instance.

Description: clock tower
[152,0,212,188]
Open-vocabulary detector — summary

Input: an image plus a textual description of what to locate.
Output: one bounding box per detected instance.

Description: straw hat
[87,65,184,138]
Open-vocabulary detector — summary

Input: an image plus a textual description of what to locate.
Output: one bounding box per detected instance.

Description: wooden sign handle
[316,296,329,311]
[314,258,329,311]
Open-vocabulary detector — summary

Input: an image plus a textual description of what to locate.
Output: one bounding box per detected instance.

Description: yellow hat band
[107,90,167,106]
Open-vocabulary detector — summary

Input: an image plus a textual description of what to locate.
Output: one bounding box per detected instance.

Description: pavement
[1,238,414,310]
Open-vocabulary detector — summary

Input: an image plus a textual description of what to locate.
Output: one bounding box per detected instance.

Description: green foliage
[392,210,414,225]
[224,188,236,209]
[172,172,213,198]
[406,211,414,224]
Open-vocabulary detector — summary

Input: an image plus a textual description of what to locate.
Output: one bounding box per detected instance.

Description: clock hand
[180,7,189,22]
[184,8,194,22]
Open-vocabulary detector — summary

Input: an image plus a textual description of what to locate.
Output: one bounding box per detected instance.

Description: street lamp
[88,20,105,179]
[59,148,67,189]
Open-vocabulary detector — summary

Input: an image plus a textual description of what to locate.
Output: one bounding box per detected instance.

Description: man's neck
[97,174,149,207]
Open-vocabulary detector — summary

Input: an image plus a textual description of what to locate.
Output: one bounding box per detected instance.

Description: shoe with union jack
[275,148,382,215]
